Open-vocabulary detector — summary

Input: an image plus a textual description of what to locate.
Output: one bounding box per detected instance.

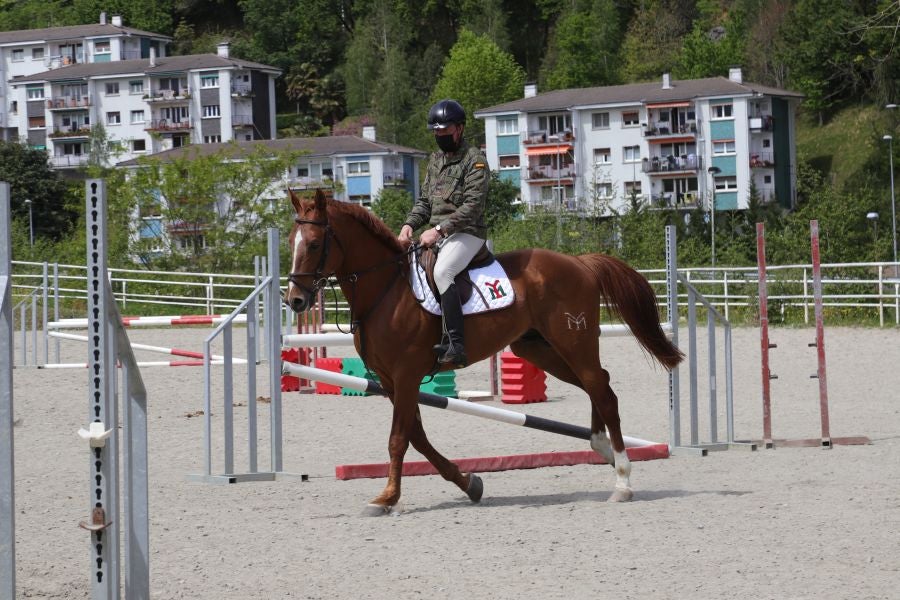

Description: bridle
[287,217,342,298]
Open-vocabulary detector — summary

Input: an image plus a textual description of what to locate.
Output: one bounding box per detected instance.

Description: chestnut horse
[285,189,682,513]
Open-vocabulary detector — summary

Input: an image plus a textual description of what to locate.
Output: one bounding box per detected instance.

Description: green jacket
[404,141,490,239]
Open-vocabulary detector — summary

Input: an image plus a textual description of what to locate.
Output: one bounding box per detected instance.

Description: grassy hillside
[795,104,891,190]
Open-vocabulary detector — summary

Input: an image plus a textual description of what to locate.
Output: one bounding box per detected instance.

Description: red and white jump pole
[47,331,247,364]
[48,313,248,329]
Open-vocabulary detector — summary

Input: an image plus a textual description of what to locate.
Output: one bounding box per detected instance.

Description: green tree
[70,0,175,35]
[484,172,520,234]
[539,0,623,90]
[371,187,413,232]
[620,0,694,82]
[431,29,526,145]
[0,140,77,242]
[461,0,511,51]
[118,144,300,271]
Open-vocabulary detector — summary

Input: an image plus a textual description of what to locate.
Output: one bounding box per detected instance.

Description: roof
[10,53,280,83]
[474,76,803,116]
[116,136,428,167]
[0,23,171,45]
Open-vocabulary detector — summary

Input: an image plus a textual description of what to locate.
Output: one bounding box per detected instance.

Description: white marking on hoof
[590,431,615,465]
[608,487,633,502]
[362,503,396,517]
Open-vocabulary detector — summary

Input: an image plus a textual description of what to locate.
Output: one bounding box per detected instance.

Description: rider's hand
[398,224,414,243]
[419,227,442,247]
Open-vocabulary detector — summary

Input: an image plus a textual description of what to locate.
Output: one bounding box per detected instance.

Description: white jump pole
[48,331,246,364]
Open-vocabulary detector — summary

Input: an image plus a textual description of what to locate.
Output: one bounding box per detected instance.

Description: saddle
[418,242,495,304]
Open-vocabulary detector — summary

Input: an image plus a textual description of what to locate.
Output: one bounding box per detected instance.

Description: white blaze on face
[288,227,303,294]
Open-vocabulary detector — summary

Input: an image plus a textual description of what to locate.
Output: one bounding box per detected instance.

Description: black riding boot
[433,283,468,368]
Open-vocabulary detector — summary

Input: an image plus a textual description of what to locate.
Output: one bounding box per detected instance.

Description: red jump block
[314,357,343,394]
[500,351,547,404]
[280,348,302,391]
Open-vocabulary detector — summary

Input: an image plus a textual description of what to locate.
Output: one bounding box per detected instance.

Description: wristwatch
[435,224,447,238]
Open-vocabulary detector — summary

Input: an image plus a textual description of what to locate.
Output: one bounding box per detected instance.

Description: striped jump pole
[282,361,662,448]
[47,331,246,364]
[48,314,248,329]
[38,360,228,369]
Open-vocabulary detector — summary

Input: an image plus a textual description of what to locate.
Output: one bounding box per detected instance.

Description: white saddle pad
[410,252,516,316]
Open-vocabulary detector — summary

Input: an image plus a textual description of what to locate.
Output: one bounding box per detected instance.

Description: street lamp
[23,198,33,247]
[867,211,879,242]
[707,166,721,267]
[884,135,897,265]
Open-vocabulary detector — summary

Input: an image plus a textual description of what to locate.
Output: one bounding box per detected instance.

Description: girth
[419,242,494,303]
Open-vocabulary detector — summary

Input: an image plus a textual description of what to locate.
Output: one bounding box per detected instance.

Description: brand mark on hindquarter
[565,312,586,331]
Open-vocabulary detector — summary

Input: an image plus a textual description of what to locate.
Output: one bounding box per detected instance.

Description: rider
[398,99,490,368]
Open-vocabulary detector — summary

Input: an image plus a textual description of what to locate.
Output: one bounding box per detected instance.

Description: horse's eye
[309,242,321,251]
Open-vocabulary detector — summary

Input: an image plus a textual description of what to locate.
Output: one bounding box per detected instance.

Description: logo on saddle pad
[484,279,507,300]
[410,256,516,317]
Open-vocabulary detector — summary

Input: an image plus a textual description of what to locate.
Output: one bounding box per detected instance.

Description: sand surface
[7,325,900,599]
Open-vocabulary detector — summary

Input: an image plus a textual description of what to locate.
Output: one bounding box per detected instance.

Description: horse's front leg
[364,379,419,516]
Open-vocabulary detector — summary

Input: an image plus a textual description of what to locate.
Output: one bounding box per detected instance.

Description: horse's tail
[577,254,684,370]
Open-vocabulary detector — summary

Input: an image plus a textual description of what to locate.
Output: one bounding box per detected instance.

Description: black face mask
[435,134,459,153]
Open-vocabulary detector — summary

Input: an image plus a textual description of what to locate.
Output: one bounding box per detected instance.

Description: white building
[1,13,171,141]
[475,68,803,214]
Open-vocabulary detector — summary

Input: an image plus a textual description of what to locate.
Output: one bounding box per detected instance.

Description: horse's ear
[314,188,327,211]
[288,188,303,213]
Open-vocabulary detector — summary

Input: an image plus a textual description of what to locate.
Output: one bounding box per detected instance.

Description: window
[348,161,370,175]
[714,176,738,191]
[28,116,45,129]
[130,110,145,124]
[200,74,220,88]
[32,48,44,60]
[202,105,220,118]
[105,82,119,95]
[12,49,23,62]
[622,111,640,126]
[497,117,518,135]
[297,166,309,178]
[129,80,144,94]
[539,185,573,204]
[26,86,44,100]
[763,138,771,148]
[764,175,772,184]
[591,112,610,129]
[94,40,110,54]
[623,145,641,163]
[712,140,736,155]
[106,112,121,125]
[711,104,733,119]
[624,181,642,197]
[9,101,17,114]
[498,155,520,169]
[593,147,611,164]
[132,139,146,153]
[538,114,571,135]
[204,135,222,143]
[595,182,612,198]
[349,194,372,207]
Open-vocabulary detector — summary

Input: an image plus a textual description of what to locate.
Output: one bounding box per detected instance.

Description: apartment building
[2,15,279,170]
[475,68,803,214]
[118,130,426,252]
[0,13,171,141]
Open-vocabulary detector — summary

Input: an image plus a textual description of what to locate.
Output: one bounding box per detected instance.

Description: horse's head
[285,188,342,313]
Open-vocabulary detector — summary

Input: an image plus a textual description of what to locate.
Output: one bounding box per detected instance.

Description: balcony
[643,154,702,174]
[750,152,775,168]
[232,114,253,128]
[231,84,254,98]
[749,115,774,132]
[50,154,89,168]
[383,172,408,186]
[522,129,575,146]
[145,89,192,103]
[49,126,91,139]
[525,164,575,183]
[46,96,92,110]
[145,119,193,132]
[643,120,699,138]
[649,191,701,209]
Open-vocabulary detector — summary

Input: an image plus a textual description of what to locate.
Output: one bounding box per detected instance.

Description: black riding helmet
[427,99,466,130]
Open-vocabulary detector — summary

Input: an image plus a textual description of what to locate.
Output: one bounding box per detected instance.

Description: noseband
[287,217,343,297]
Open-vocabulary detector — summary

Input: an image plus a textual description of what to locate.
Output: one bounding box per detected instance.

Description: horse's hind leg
[408,410,483,502]
[510,339,615,466]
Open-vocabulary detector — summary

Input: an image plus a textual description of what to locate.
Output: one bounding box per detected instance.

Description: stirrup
[437,347,467,368]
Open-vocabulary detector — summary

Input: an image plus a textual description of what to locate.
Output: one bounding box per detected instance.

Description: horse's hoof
[466,474,483,503]
[607,488,633,503]
[362,503,393,517]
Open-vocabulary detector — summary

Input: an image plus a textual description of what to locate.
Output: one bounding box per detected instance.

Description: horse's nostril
[290,297,306,313]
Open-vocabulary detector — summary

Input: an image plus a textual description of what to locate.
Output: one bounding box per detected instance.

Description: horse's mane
[327,199,405,254]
